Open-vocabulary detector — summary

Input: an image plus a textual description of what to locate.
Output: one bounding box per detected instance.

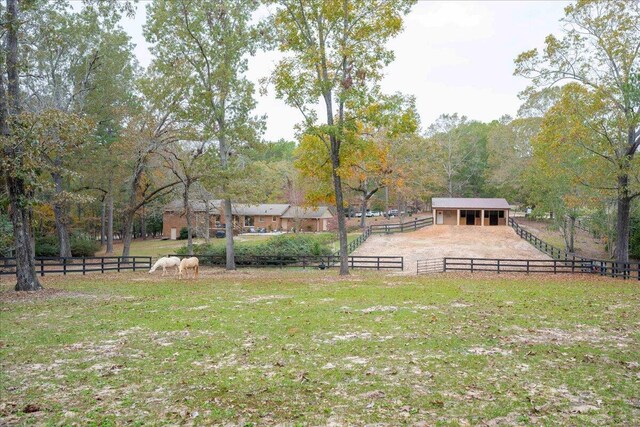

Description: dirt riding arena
[352,225,551,272]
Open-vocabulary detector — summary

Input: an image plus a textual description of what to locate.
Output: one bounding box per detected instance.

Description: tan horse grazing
[179,257,199,279]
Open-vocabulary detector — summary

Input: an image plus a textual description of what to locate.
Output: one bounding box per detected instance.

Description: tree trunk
[141,204,147,241]
[121,213,134,258]
[615,174,630,263]
[330,139,349,275]
[100,197,106,247]
[223,198,235,269]
[106,193,114,254]
[359,193,367,229]
[384,186,389,219]
[204,202,210,243]
[568,216,575,253]
[183,182,193,256]
[3,0,42,291]
[52,172,72,257]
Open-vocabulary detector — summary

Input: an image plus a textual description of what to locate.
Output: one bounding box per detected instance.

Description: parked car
[355,212,363,218]
[371,211,382,217]
[365,211,374,217]
[215,230,226,238]
[388,209,399,217]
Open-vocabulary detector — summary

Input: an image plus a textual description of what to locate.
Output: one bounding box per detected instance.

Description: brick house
[162,199,335,239]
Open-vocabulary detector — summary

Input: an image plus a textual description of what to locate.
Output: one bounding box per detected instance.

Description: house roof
[281,206,333,219]
[432,198,510,210]
[163,199,221,212]
[163,199,330,218]
[231,204,290,216]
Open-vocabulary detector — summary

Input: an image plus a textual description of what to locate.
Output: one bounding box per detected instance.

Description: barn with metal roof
[432,198,510,226]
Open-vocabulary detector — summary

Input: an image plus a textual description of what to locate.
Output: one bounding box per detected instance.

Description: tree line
[1,0,638,291]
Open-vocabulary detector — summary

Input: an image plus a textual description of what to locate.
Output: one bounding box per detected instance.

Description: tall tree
[17,3,138,257]
[269,0,415,274]
[514,0,640,263]
[426,114,487,198]
[485,115,537,202]
[160,139,209,255]
[1,0,42,291]
[145,0,263,270]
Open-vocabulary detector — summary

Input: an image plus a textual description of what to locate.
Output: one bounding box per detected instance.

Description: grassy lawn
[1,271,638,425]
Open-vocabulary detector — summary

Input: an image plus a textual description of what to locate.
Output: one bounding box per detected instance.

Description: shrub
[177,233,335,258]
[35,234,100,257]
[35,235,60,257]
[0,213,13,257]
[70,235,100,257]
[178,227,189,240]
[631,216,640,260]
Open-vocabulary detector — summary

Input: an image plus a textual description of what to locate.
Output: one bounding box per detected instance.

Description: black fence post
[497,259,500,274]
[470,258,474,273]
[117,257,121,272]
[101,257,105,274]
[82,257,86,275]
[63,258,67,275]
[40,259,45,277]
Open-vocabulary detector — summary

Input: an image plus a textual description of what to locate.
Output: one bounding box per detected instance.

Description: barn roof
[432,198,510,209]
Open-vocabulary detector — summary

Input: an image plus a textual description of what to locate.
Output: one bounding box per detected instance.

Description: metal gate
[417,258,444,275]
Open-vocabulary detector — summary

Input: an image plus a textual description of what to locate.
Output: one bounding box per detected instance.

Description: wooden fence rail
[336,216,433,258]
[169,254,404,271]
[440,257,640,280]
[369,217,433,234]
[0,256,152,277]
[507,217,588,261]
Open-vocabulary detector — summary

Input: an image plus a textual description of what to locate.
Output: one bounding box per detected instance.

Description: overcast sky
[120,1,570,142]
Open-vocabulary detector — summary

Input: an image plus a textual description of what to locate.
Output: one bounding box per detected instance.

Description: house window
[484,211,489,218]
[475,210,480,218]
[259,216,264,223]
[499,211,505,218]
[272,216,277,222]
[245,216,254,227]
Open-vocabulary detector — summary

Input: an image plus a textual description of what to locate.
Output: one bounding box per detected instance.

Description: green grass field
[1,270,638,425]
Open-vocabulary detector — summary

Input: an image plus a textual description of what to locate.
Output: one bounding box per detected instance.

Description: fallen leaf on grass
[23,404,40,413]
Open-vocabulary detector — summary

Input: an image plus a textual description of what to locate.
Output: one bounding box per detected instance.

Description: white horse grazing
[179,257,199,279]
[149,256,181,276]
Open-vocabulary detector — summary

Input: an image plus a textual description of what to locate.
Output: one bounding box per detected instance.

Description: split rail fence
[0,256,152,277]
[441,257,639,280]
[170,254,403,271]
[415,218,639,280]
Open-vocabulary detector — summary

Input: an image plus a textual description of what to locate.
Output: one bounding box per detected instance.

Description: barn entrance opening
[461,210,480,225]
[485,210,500,226]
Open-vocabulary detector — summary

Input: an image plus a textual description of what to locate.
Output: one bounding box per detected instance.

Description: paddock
[351,225,551,272]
